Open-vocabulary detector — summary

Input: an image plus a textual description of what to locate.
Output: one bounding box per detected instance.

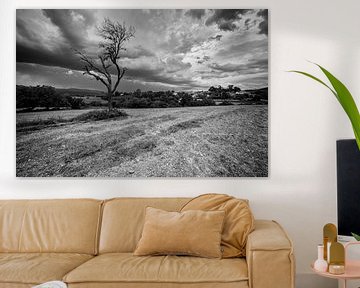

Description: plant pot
[337,139,360,239]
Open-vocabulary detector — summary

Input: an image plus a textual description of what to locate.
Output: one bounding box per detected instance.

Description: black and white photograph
[16,9,269,177]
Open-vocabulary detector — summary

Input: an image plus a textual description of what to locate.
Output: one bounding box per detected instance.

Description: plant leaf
[316,64,360,150]
[351,232,360,241]
[288,70,337,99]
[289,65,360,150]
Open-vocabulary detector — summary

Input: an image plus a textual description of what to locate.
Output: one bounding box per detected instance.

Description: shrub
[88,101,106,107]
[218,101,234,106]
[16,85,68,110]
[17,109,129,132]
[66,96,85,109]
[73,109,128,122]
[17,117,63,129]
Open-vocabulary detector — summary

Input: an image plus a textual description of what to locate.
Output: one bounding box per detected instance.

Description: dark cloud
[164,56,192,73]
[209,34,223,41]
[209,63,243,73]
[120,45,155,59]
[185,9,206,20]
[243,74,268,88]
[126,66,196,88]
[16,18,39,44]
[209,58,268,74]
[17,46,194,89]
[16,62,197,92]
[197,55,211,64]
[199,72,232,80]
[17,10,82,70]
[205,9,251,31]
[257,9,268,35]
[215,39,268,58]
[218,22,237,31]
[16,62,97,89]
[42,9,96,48]
[17,42,82,71]
[244,19,251,30]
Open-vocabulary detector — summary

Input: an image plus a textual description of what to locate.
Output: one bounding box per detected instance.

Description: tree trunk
[107,91,113,112]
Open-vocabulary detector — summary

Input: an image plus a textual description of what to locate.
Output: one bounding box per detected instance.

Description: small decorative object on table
[328,242,345,274]
[314,244,328,272]
[323,223,337,262]
[321,223,345,274]
[32,281,67,288]
[312,224,360,288]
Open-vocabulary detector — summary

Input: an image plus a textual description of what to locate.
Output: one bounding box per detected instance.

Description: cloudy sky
[16,9,268,92]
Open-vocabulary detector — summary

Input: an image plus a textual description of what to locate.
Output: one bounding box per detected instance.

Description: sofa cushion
[63,253,248,285]
[0,199,102,254]
[0,253,93,285]
[99,198,190,253]
[134,207,225,258]
[181,194,254,258]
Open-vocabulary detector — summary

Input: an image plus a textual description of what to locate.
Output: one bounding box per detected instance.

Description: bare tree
[76,18,135,111]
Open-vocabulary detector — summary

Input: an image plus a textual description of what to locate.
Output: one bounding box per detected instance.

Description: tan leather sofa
[0,198,295,288]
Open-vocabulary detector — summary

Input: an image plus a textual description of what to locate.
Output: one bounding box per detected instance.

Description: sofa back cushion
[0,199,102,254]
[181,194,254,258]
[99,198,189,253]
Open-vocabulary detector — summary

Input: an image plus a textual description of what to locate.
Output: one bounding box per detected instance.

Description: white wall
[1,0,360,287]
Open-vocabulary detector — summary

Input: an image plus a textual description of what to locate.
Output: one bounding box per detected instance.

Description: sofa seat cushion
[0,253,93,285]
[67,283,249,288]
[64,253,248,285]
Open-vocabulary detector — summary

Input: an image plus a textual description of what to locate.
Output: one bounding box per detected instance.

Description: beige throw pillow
[181,194,255,258]
[134,207,225,258]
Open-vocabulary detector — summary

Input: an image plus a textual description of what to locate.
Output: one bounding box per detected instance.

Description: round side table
[311,242,360,288]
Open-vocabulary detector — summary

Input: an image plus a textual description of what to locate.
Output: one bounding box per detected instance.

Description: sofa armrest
[246,220,295,288]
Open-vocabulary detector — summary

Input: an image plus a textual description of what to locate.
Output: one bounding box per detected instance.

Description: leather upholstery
[134,207,225,258]
[181,194,254,258]
[0,198,295,288]
[246,220,295,288]
[63,253,248,284]
[0,253,92,285]
[0,284,32,288]
[99,198,189,253]
[0,199,102,254]
[68,282,249,288]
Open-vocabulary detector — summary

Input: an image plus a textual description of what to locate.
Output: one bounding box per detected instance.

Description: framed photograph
[16,9,268,177]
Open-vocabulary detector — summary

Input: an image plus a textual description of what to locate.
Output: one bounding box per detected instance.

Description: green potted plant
[290,63,360,241]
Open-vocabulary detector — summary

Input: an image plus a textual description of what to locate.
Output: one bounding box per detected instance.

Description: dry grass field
[16,105,268,177]
[16,108,99,123]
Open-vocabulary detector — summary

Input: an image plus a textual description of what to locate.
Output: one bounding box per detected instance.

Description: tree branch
[84,66,109,88]
[76,50,110,81]
[112,63,126,94]
[99,55,112,84]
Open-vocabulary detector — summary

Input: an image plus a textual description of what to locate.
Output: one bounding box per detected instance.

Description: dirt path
[16,105,268,177]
